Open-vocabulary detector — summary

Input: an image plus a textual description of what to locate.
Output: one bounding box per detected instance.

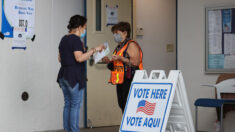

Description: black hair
[111,22,131,38]
[67,15,87,32]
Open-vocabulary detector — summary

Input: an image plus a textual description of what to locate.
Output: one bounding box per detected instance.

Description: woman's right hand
[95,44,106,52]
[102,56,110,64]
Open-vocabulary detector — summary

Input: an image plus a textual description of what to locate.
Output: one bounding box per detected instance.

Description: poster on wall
[106,5,118,26]
[222,9,232,33]
[1,0,35,38]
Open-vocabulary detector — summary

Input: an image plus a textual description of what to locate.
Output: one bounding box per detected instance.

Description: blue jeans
[59,78,84,132]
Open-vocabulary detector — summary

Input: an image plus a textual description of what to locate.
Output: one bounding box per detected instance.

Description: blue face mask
[80,29,86,39]
[114,33,123,43]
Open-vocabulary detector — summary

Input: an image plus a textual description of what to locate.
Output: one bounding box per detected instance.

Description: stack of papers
[93,42,110,64]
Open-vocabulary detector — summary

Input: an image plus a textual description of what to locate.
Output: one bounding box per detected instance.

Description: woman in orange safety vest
[102,22,143,113]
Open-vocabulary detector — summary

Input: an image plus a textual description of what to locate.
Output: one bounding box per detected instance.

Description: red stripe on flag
[136,101,156,115]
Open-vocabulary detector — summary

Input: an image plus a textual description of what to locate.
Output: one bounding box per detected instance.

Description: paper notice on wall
[12,27,26,49]
[224,34,235,55]
[93,42,110,64]
[208,54,224,69]
[222,9,232,33]
[224,55,235,69]
[106,5,118,26]
[208,10,222,54]
[1,0,35,38]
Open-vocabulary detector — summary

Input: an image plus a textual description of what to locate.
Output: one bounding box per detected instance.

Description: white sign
[12,27,26,49]
[2,0,35,38]
[106,5,118,26]
[119,70,195,132]
[93,42,110,64]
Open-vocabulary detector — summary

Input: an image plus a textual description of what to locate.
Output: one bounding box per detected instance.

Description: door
[86,0,133,127]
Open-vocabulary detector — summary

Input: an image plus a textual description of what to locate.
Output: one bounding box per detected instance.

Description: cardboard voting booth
[119,70,195,132]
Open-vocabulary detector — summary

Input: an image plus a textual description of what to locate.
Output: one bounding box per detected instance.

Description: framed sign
[206,5,235,73]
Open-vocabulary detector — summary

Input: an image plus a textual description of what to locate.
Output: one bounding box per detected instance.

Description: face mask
[80,29,86,39]
[113,33,123,43]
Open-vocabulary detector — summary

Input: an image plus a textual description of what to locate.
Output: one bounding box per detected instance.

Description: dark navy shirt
[57,34,85,89]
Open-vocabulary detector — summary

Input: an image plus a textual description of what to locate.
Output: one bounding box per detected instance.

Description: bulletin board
[206,6,235,73]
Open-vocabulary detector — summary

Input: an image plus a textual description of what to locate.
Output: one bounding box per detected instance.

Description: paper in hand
[93,42,110,64]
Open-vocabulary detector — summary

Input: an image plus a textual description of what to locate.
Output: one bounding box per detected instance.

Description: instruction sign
[120,83,173,132]
[1,0,35,38]
[106,5,118,26]
[119,70,195,132]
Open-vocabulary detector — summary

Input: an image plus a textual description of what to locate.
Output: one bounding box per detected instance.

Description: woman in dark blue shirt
[57,15,104,132]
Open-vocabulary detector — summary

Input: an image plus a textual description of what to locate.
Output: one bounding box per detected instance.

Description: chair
[194,79,235,132]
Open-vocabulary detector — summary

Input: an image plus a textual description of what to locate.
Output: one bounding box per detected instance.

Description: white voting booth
[119,70,195,132]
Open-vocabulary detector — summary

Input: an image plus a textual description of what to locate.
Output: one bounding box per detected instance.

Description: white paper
[208,10,222,54]
[106,5,118,25]
[224,34,235,55]
[12,27,26,48]
[93,42,110,64]
[224,55,235,69]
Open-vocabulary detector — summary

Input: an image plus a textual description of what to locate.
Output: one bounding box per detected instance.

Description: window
[96,0,102,31]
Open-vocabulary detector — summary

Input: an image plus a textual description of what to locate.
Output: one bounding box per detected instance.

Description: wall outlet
[167,44,174,52]
[136,27,144,36]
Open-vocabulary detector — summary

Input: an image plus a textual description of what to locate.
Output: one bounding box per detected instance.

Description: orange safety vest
[109,40,143,85]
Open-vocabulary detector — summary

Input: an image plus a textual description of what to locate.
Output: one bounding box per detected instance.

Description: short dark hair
[111,22,131,38]
[67,15,87,31]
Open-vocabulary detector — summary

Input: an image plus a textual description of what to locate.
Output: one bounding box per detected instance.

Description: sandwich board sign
[119,70,195,132]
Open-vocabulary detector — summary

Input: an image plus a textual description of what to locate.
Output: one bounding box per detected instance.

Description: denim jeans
[59,78,84,132]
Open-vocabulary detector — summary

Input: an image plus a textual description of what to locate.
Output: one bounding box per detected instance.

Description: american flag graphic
[136,100,156,115]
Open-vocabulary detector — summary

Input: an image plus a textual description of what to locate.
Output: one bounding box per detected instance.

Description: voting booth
[119,70,195,132]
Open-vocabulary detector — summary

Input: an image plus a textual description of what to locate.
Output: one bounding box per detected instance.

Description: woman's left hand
[112,55,122,61]
[95,44,106,52]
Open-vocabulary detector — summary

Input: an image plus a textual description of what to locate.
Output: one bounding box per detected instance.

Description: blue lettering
[138,117,143,126]
[135,88,151,99]
[153,118,161,128]
[15,6,27,10]
[27,12,32,15]
[127,117,143,127]
[137,89,143,98]
[127,116,131,126]
[130,117,135,126]
[28,7,34,11]
[143,118,148,127]
[148,118,153,128]
[134,88,138,98]
[163,89,168,99]
[156,89,160,99]
[159,89,164,99]
[151,89,168,99]
[151,89,156,99]
[134,117,139,126]
[18,11,26,15]
[146,89,150,98]
[143,89,147,98]
[142,118,161,128]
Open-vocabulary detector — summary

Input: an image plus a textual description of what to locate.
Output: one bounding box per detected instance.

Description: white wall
[136,0,176,74]
[178,0,235,131]
[0,0,84,131]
